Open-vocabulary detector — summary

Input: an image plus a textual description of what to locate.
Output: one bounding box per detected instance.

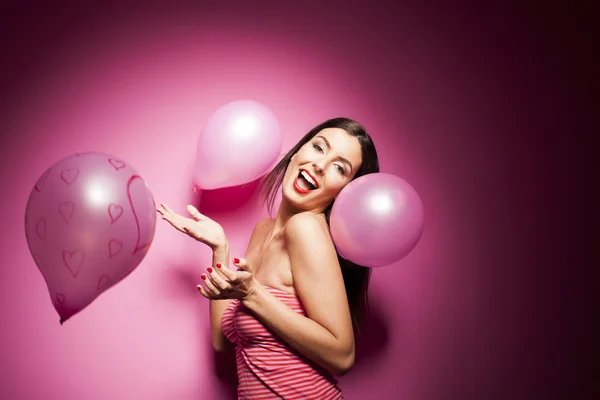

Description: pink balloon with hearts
[25,152,156,324]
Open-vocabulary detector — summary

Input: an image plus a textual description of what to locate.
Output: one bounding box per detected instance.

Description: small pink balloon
[330,173,424,267]
[25,152,156,323]
[193,100,282,190]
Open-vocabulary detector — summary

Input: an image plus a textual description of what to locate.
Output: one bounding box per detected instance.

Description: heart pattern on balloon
[36,217,46,241]
[63,249,85,277]
[108,203,123,224]
[60,168,79,185]
[109,159,126,171]
[59,201,75,225]
[108,239,123,258]
[97,274,112,292]
[35,168,52,192]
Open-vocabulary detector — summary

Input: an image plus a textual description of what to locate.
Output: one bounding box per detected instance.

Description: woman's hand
[156,203,227,250]
[197,257,259,301]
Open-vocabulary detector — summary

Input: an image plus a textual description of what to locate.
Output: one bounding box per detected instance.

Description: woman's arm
[210,218,273,352]
[209,243,233,352]
[241,212,355,376]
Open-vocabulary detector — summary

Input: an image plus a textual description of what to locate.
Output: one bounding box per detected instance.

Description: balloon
[24,152,156,323]
[330,173,424,267]
[193,100,282,190]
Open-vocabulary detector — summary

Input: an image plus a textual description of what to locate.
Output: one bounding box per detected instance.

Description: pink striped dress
[221,285,343,399]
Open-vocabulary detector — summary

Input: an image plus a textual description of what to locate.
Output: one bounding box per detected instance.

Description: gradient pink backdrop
[0,2,589,399]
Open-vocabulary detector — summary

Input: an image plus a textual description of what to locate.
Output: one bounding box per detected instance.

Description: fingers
[206,265,232,290]
[200,273,221,296]
[232,257,252,272]
[199,264,237,299]
[157,203,176,221]
[160,203,175,215]
[156,203,167,216]
[196,284,217,300]
[214,262,239,283]
[197,260,252,300]
[186,205,206,221]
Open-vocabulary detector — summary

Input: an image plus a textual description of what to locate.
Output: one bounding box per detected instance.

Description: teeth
[300,170,317,188]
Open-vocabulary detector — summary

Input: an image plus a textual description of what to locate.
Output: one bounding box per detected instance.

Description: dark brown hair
[258,117,380,335]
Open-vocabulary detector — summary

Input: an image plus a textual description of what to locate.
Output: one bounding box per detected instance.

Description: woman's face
[282,128,363,213]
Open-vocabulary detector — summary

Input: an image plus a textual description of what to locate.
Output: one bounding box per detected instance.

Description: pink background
[0,2,588,399]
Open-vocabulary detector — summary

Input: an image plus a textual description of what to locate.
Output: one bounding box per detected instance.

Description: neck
[272,197,298,234]
[269,197,327,241]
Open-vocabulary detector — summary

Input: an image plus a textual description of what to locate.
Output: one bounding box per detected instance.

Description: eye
[313,143,324,153]
[335,164,346,175]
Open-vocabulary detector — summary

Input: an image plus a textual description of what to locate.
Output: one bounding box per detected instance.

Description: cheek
[324,174,347,193]
[295,147,312,159]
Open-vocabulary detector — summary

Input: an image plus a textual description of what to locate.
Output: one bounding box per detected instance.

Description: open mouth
[294,169,319,193]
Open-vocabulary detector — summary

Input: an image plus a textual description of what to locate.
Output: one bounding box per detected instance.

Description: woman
[157,117,379,399]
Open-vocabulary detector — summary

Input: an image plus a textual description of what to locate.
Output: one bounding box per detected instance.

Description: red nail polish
[233,258,240,264]
[201,274,207,280]
[216,263,222,268]
[207,267,213,273]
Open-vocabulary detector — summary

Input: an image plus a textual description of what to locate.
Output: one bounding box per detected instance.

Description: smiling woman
[157,117,379,399]
[293,135,355,194]
[281,126,364,214]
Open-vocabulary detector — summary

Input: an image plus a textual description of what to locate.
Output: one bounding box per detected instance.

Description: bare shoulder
[283,212,351,348]
[284,212,331,244]
[247,217,275,247]
[254,217,275,235]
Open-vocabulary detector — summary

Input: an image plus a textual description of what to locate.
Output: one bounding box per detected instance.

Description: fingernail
[201,274,207,280]
[216,263,222,268]
[233,258,240,264]
[207,267,213,273]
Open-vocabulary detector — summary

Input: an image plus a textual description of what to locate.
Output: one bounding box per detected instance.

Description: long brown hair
[258,117,380,335]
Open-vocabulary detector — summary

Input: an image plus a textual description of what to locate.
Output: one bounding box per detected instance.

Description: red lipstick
[293,175,312,194]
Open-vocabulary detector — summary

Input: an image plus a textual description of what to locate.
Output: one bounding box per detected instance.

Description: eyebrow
[315,135,354,173]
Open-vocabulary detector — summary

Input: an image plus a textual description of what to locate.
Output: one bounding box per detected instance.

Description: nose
[312,160,325,175]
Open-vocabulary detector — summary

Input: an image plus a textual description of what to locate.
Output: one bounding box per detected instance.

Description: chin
[281,182,308,210]
[282,186,305,208]
[283,188,330,215]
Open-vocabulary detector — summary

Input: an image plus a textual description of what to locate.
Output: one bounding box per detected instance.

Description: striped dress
[221,286,343,399]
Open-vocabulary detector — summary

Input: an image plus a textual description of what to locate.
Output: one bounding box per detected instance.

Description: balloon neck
[60,318,66,325]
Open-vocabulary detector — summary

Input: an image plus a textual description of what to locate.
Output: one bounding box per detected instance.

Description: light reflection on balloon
[368,191,395,215]
[86,180,109,206]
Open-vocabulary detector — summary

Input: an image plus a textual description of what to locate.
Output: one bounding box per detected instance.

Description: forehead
[314,128,363,166]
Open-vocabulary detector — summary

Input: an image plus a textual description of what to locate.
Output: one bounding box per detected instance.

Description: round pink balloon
[24,152,156,323]
[193,100,282,190]
[330,173,424,267]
